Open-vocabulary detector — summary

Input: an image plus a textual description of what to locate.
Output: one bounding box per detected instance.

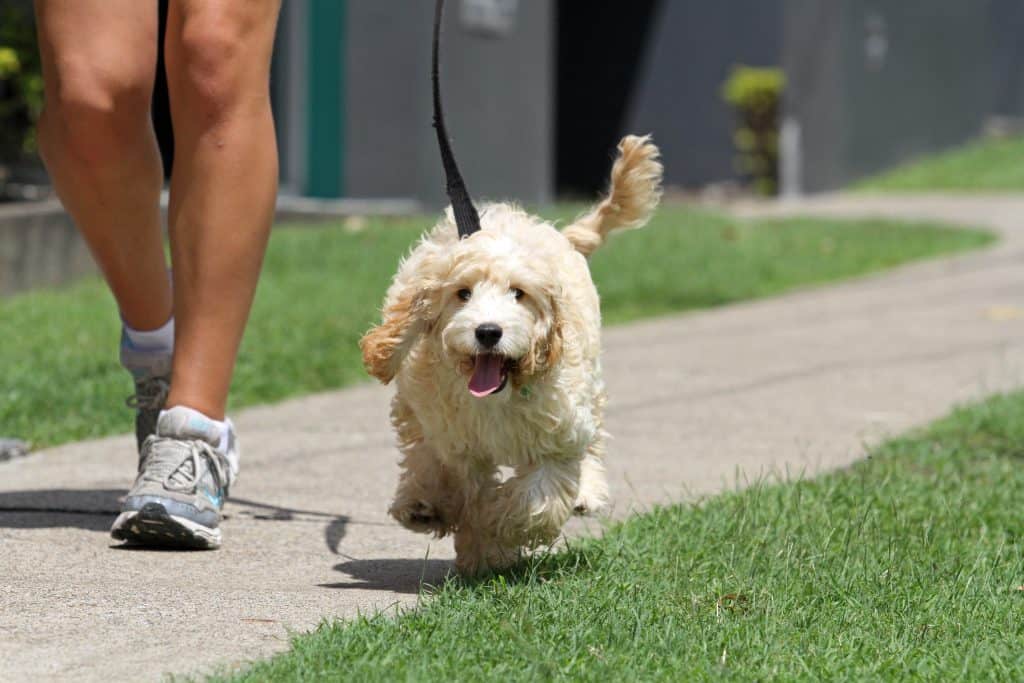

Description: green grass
[855,134,1024,192]
[221,390,1024,681]
[0,205,992,448]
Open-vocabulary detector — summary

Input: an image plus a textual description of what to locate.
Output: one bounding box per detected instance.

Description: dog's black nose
[475,323,503,348]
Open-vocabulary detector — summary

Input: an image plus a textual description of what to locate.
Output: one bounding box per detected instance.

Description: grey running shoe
[120,329,172,451]
[111,406,240,549]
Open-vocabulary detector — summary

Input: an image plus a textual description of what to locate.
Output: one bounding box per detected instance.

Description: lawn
[221,390,1024,681]
[855,134,1024,192]
[0,204,992,448]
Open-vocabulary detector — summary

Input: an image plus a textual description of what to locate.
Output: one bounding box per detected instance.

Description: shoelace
[139,437,228,493]
[125,376,171,410]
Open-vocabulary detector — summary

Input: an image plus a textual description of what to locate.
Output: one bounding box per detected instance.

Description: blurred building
[271,0,556,205]
[268,0,782,205]
[782,0,1024,193]
[13,0,1024,208]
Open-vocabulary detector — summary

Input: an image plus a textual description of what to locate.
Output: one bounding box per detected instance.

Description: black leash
[432,0,482,239]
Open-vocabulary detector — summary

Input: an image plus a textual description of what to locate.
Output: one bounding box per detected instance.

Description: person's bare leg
[34,1,172,330]
[162,0,281,419]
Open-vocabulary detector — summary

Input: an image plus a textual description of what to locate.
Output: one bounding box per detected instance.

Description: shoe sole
[110,502,222,550]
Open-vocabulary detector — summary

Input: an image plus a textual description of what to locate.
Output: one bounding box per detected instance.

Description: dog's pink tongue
[469,355,504,397]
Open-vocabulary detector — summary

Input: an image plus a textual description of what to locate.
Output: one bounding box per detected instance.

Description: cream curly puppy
[361,135,662,575]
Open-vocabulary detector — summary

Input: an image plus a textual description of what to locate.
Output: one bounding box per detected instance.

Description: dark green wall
[305,0,345,198]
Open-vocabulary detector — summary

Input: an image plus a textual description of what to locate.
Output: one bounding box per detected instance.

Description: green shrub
[721,65,785,196]
[0,3,43,165]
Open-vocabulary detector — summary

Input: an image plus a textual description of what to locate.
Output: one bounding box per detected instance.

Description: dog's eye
[457,288,472,302]
[511,287,525,301]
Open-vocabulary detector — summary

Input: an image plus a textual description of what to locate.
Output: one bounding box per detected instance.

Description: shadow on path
[230,496,351,554]
[0,489,352,550]
[321,558,452,594]
[0,488,123,531]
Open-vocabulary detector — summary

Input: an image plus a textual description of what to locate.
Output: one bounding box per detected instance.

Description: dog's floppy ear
[360,286,435,384]
[520,287,566,378]
[537,309,564,373]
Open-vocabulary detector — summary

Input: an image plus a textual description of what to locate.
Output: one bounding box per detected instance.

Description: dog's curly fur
[361,135,663,575]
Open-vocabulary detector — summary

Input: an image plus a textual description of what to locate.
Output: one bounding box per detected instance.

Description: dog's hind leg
[453,470,521,576]
[493,458,581,550]
[454,526,520,576]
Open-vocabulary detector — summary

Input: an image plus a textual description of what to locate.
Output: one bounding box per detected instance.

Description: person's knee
[174,20,266,127]
[39,58,153,166]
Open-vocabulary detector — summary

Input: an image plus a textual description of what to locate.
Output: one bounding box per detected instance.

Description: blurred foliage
[721,65,784,196]
[0,47,20,78]
[0,2,43,163]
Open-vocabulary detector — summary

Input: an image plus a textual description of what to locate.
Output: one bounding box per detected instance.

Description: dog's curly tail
[562,135,663,258]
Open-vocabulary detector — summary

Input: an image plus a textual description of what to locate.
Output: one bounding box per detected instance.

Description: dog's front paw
[572,489,609,516]
[389,499,450,536]
[574,457,609,516]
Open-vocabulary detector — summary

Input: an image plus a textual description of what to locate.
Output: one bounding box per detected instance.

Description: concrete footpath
[3,195,1024,681]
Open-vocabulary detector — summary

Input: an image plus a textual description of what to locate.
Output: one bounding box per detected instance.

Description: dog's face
[435,230,563,397]
[361,205,568,397]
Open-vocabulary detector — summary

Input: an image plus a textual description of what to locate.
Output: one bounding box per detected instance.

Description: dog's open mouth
[469,354,510,397]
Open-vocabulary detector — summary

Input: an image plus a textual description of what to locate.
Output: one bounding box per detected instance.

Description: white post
[780,115,803,199]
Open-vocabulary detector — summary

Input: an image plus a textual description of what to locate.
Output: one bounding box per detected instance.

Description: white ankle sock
[158,405,231,454]
[124,316,175,351]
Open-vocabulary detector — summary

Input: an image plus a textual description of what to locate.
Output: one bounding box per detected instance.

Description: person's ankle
[122,315,175,350]
[158,405,230,451]
[120,316,174,380]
